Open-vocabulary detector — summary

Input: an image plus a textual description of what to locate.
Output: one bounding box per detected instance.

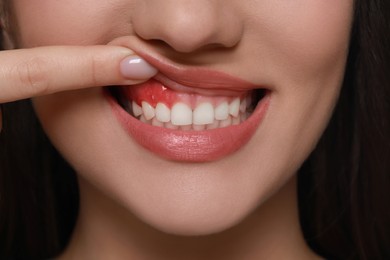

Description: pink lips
[107,53,271,162]
[137,51,257,92]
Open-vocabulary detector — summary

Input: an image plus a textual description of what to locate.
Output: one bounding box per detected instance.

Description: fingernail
[120,56,158,79]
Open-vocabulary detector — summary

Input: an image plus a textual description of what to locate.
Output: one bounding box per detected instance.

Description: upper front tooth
[132,101,143,117]
[142,101,155,120]
[155,103,171,123]
[215,101,229,120]
[229,98,240,117]
[171,102,192,126]
[193,102,214,125]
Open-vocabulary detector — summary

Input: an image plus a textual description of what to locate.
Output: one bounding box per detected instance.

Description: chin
[139,207,246,236]
[125,184,256,236]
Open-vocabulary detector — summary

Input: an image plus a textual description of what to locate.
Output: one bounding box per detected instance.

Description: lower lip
[106,90,271,162]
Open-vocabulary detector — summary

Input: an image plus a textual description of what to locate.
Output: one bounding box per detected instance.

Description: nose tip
[132,1,243,53]
[147,11,225,53]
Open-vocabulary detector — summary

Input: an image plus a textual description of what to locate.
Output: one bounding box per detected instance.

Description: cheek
[234,1,354,179]
[11,0,129,46]
[244,1,353,80]
[271,2,353,57]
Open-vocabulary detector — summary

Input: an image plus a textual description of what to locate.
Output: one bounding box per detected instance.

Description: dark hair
[1,0,389,259]
[299,0,390,258]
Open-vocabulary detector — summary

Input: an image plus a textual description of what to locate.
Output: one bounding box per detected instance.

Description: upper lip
[136,50,258,93]
[110,36,263,94]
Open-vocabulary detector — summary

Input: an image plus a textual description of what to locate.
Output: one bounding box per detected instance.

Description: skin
[2,0,353,259]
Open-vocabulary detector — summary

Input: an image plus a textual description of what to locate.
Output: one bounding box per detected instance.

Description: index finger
[0,45,150,103]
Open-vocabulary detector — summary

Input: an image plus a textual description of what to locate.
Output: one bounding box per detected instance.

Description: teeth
[139,115,150,124]
[152,117,164,127]
[193,102,214,125]
[142,101,155,120]
[220,116,232,128]
[241,112,248,122]
[180,125,192,131]
[132,101,143,117]
[129,96,252,130]
[155,103,171,123]
[229,98,240,117]
[240,99,247,113]
[164,122,179,129]
[207,120,219,130]
[193,124,206,131]
[171,102,192,126]
[215,102,229,121]
[232,116,241,125]
[245,96,253,113]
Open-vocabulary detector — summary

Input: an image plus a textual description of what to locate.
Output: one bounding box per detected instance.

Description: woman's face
[9,0,353,235]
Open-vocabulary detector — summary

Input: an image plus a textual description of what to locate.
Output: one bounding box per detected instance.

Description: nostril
[131,1,243,54]
[143,39,231,57]
[143,32,219,54]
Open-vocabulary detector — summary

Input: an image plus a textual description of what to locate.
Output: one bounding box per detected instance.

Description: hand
[0,45,157,131]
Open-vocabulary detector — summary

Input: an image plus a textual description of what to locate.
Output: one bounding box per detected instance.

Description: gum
[122,79,248,109]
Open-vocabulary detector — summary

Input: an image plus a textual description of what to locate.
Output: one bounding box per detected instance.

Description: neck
[59,176,320,260]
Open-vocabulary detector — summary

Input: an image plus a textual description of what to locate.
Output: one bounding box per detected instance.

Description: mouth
[106,54,270,162]
[109,79,266,131]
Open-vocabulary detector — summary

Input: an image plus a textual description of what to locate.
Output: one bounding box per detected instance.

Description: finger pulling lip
[138,50,260,93]
[107,37,271,162]
[110,36,263,93]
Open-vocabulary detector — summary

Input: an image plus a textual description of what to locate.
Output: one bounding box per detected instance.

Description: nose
[131,0,243,53]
